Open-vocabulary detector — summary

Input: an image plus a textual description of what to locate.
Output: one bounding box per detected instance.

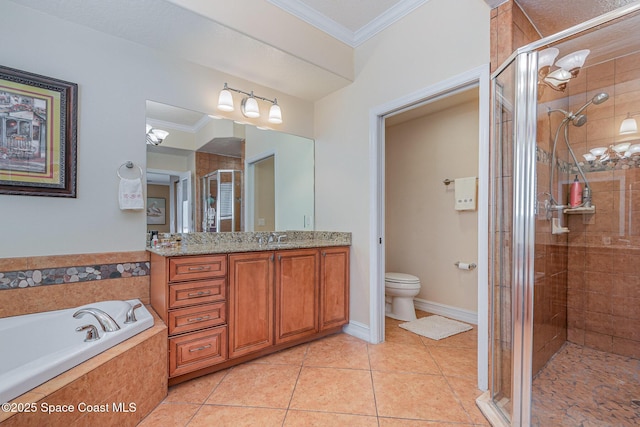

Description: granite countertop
[147,231,351,257]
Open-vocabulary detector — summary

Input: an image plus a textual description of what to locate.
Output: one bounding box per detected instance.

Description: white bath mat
[399,315,472,340]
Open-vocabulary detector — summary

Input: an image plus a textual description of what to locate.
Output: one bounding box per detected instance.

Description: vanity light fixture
[145,124,169,146]
[537,48,590,99]
[216,83,283,124]
[619,112,640,135]
[582,142,640,163]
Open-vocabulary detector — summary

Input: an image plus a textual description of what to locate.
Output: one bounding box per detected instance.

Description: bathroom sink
[266,242,297,249]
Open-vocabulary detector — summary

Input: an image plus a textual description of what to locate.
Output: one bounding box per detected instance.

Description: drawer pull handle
[187,316,211,323]
[189,344,212,352]
[188,266,212,271]
[187,291,212,297]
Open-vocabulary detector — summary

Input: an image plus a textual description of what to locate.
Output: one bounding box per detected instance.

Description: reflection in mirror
[145,100,314,234]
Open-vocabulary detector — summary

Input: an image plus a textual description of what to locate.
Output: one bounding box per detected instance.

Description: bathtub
[0,299,154,404]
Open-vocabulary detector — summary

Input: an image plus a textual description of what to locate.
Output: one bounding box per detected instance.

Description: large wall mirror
[145,100,314,234]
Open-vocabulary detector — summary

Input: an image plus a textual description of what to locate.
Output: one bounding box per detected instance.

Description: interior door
[177,171,192,233]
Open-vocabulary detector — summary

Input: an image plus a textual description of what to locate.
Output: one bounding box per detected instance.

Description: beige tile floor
[139,311,490,426]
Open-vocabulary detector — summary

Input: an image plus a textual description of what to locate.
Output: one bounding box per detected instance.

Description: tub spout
[73,308,121,332]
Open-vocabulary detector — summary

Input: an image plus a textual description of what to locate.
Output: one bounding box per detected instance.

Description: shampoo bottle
[569,175,582,207]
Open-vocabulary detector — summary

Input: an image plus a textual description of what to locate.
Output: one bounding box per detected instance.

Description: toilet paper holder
[454,261,477,270]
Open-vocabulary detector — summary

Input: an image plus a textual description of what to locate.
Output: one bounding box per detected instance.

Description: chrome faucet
[124,303,142,324]
[277,234,287,243]
[73,308,121,332]
[76,324,100,342]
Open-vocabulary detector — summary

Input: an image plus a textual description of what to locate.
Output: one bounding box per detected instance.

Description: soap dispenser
[569,175,582,208]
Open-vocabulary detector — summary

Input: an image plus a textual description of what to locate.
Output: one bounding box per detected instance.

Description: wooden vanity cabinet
[228,252,274,358]
[150,253,228,378]
[151,246,350,384]
[275,248,320,344]
[320,247,350,330]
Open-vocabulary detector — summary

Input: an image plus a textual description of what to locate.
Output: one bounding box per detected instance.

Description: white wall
[314,0,490,326]
[385,98,479,312]
[245,127,314,231]
[0,2,313,258]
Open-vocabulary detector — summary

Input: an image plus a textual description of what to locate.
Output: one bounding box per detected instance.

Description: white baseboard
[413,298,478,325]
[342,320,370,342]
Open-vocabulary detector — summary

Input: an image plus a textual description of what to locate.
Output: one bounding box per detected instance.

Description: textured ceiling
[516,0,639,36]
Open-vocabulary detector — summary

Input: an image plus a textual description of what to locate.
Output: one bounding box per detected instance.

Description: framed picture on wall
[0,65,78,197]
[147,197,166,225]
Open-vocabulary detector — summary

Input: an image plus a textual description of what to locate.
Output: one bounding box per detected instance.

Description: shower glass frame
[488,3,640,426]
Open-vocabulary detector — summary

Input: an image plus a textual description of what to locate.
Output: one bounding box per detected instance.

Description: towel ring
[117,161,143,179]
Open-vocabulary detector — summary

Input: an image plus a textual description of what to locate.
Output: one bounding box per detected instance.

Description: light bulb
[555,49,590,77]
[268,102,282,124]
[619,116,638,135]
[241,96,260,118]
[217,88,234,112]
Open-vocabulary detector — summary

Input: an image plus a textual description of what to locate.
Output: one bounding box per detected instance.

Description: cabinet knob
[270,254,274,261]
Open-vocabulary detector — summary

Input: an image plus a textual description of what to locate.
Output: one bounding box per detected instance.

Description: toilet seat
[385,272,420,289]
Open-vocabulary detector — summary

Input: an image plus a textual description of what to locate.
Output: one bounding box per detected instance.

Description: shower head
[571,114,587,127]
[574,92,609,116]
[592,92,609,105]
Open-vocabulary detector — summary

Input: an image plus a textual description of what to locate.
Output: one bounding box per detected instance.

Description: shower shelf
[563,206,596,214]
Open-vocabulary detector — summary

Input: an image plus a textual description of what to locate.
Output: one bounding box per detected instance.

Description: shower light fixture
[537,48,590,99]
[146,124,169,146]
[216,83,283,124]
[619,112,640,135]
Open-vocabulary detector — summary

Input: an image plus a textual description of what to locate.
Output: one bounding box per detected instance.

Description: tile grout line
[281,343,311,426]
[184,367,233,426]
[365,342,382,426]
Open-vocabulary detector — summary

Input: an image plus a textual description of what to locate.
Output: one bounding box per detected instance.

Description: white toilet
[385,272,421,321]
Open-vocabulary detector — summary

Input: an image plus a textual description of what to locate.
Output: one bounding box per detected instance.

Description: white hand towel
[119,177,144,210]
[454,176,477,211]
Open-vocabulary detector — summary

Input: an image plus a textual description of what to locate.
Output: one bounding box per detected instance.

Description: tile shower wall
[564,51,640,359]
[195,151,244,232]
[534,84,571,375]
[0,251,150,318]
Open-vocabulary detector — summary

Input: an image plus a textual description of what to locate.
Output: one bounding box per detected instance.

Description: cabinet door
[228,252,274,358]
[320,247,350,330]
[275,249,319,344]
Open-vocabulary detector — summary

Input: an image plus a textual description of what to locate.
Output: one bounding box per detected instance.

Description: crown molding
[353,0,429,46]
[268,0,429,47]
[147,115,212,134]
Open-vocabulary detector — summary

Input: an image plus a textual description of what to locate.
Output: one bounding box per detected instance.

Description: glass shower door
[490,49,539,426]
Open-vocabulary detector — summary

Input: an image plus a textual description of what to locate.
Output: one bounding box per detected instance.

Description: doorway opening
[369,64,490,390]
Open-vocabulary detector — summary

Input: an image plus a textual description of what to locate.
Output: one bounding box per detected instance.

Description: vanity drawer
[169,326,228,377]
[168,302,226,336]
[169,255,227,282]
[169,278,226,309]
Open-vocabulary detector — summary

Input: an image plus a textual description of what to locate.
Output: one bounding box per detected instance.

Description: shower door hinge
[379,237,382,244]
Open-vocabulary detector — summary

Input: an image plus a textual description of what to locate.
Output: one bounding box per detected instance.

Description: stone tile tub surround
[0,299,155,404]
[0,251,150,318]
[0,250,167,426]
[0,309,168,427]
[147,231,352,256]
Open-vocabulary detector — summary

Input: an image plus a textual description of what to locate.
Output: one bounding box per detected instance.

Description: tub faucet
[73,308,121,332]
[124,303,142,324]
[76,324,100,342]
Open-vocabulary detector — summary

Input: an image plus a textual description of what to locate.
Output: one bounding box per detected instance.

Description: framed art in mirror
[0,65,78,197]
[147,197,166,225]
